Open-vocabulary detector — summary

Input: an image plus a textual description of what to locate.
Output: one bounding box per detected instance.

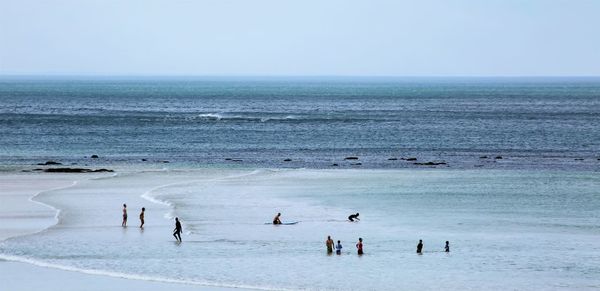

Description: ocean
[0,77,599,290]
[1,77,599,170]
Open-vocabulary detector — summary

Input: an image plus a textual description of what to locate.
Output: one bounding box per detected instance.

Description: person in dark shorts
[348,213,360,222]
[122,204,127,227]
[273,213,282,225]
[326,236,334,254]
[445,241,450,252]
[139,207,145,228]
[173,217,182,242]
[417,240,423,254]
[356,238,364,255]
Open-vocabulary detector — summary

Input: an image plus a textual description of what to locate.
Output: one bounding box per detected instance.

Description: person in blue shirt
[335,240,343,255]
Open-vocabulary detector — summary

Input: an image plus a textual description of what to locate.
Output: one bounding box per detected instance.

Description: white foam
[0,254,291,291]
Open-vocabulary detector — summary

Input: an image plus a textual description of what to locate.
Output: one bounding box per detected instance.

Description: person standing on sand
[173,217,182,242]
[417,239,423,254]
[356,238,364,255]
[273,213,282,225]
[139,207,145,228]
[326,236,335,254]
[336,240,343,255]
[122,204,127,227]
[445,241,450,252]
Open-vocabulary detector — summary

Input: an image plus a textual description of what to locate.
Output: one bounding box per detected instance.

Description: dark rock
[141,158,147,162]
[351,162,362,166]
[574,158,584,161]
[232,159,243,162]
[331,163,339,167]
[37,161,62,165]
[388,158,398,160]
[404,157,417,161]
[344,157,359,160]
[161,160,170,163]
[225,158,232,161]
[283,159,292,162]
[495,156,503,159]
[414,161,447,166]
[91,155,99,159]
[479,156,488,159]
[43,168,114,173]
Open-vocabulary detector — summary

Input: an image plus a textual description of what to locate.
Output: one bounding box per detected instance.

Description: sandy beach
[0,172,255,291]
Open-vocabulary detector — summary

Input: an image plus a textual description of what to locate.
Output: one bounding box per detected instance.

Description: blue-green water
[1,77,599,169]
[1,77,600,290]
[1,169,599,290]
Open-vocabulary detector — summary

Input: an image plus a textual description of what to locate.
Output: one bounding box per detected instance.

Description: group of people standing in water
[326,237,449,256]
[122,205,451,252]
[325,236,364,255]
[121,204,145,228]
[121,203,181,241]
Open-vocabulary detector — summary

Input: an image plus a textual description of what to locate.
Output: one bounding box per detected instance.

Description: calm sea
[1,77,599,169]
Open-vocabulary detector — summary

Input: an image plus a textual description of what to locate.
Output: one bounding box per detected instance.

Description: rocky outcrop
[91,155,99,159]
[414,161,447,166]
[43,168,114,173]
[37,161,62,165]
[344,157,359,160]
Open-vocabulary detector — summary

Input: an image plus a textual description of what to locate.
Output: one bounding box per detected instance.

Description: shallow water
[1,169,599,290]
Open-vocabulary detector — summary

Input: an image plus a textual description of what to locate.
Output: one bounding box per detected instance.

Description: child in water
[336,240,343,255]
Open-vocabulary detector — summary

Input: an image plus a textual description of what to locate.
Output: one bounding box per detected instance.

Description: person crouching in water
[348,212,360,222]
[336,240,343,255]
[173,217,182,242]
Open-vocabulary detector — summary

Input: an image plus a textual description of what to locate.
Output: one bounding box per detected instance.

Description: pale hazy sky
[1,0,599,76]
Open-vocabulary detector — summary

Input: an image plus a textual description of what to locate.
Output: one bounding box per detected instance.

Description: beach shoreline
[1,167,599,290]
[0,171,259,291]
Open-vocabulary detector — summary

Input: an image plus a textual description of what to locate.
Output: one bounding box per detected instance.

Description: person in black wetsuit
[445,241,450,252]
[348,213,360,222]
[417,239,423,254]
[173,217,182,242]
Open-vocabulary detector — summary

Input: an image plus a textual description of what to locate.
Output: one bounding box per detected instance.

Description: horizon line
[1,74,600,79]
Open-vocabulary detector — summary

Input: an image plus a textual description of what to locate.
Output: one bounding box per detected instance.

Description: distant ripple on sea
[0,77,599,170]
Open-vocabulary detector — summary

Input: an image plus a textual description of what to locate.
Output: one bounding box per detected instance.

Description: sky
[1,0,599,76]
